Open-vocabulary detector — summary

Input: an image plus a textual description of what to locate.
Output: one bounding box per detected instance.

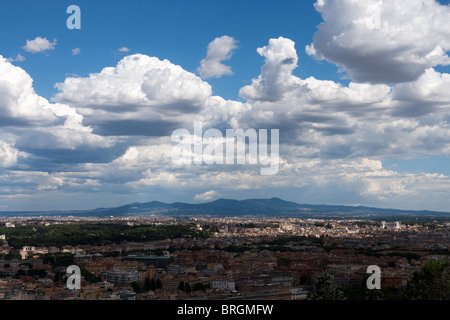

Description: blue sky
[1,0,450,211]
[1,0,339,100]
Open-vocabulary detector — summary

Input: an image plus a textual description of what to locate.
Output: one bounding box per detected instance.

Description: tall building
[381,221,401,231]
[106,269,140,286]
[210,279,235,291]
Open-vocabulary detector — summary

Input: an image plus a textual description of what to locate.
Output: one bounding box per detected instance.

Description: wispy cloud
[72,48,81,55]
[194,190,218,201]
[6,53,25,63]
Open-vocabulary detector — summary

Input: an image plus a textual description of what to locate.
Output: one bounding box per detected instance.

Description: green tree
[308,272,346,300]
[19,263,33,268]
[144,277,151,291]
[177,281,192,293]
[81,267,101,283]
[404,260,450,300]
[193,282,206,291]
[27,268,48,278]
[4,253,21,260]
[156,278,162,289]
[43,253,74,267]
[343,284,365,300]
[131,281,141,293]
[14,269,26,279]
[366,288,384,300]
[54,271,63,283]
[150,278,156,291]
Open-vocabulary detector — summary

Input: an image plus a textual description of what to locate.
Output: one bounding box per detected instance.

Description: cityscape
[0,209,448,300]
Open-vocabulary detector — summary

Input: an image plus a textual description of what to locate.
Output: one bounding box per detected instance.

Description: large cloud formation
[2,1,450,211]
[53,54,245,136]
[306,0,450,83]
[0,55,114,166]
[238,37,450,163]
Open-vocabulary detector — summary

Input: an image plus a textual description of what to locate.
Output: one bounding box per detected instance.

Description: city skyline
[0,213,448,301]
[2,0,450,212]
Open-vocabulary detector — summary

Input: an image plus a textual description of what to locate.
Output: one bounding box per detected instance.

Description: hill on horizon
[1,197,449,218]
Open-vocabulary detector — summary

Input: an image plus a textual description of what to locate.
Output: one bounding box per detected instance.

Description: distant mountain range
[1,198,449,218]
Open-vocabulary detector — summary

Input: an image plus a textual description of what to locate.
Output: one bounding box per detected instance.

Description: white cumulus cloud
[0,55,59,124]
[53,54,244,136]
[198,35,238,79]
[239,37,300,102]
[0,55,113,151]
[307,0,450,83]
[23,37,57,54]
[0,140,22,168]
